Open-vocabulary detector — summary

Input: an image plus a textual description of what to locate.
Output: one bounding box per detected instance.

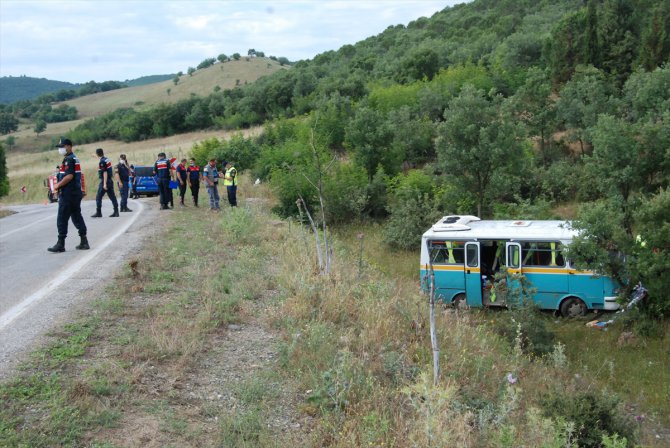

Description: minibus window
[520,242,565,267]
[466,244,478,267]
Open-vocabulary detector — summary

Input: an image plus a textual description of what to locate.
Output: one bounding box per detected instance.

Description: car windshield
[134,167,154,177]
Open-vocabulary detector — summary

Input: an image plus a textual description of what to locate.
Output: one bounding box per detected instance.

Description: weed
[219,407,270,447]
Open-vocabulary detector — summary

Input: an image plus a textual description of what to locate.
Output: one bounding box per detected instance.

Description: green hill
[0,76,77,104]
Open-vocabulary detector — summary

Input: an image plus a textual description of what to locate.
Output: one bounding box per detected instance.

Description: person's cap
[57,138,72,147]
[222,161,227,166]
[158,152,166,157]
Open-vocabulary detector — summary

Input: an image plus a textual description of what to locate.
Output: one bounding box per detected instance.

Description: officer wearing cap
[153,151,174,210]
[48,138,89,252]
[91,147,119,217]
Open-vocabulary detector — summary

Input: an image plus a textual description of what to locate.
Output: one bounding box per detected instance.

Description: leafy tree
[4,135,16,150]
[232,53,241,60]
[597,0,637,86]
[247,48,256,57]
[555,65,614,155]
[34,119,47,135]
[387,106,435,165]
[277,57,290,66]
[0,113,19,135]
[638,2,670,71]
[197,58,216,70]
[435,84,527,218]
[507,67,557,165]
[0,142,7,197]
[217,53,228,63]
[173,76,179,86]
[187,67,196,76]
[546,9,587,85]
[344,106,398,180]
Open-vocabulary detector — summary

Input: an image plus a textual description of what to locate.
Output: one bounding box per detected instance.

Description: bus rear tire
[560,297,586,318]
[452,293,468,310]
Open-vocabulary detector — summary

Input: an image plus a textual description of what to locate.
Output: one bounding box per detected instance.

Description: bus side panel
[419,268,465,303]
[523,270,570,310]
[568,272,605,309]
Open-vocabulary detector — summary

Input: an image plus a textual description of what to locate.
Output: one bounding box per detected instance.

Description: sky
[0,0,467,84]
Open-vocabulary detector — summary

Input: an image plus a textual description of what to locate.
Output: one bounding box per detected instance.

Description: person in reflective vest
[48,138,89,252]
[187,158,201,207]
[91,147,119,217]
[223,161,237,207]
[153,152,174,210]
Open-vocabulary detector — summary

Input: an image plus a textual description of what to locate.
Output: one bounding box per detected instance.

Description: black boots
[120,205,133,212]
[91,209,102,218]
[48,237,65,253]
[110,208,119,217]
[76,236,90,250]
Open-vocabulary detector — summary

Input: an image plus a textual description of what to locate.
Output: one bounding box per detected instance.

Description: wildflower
[506,373,518,384]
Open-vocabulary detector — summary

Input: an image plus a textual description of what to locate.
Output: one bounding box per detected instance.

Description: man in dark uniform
[48,138,89,252]
[153,152,174,210]
[187,157,200,207]
[91,147,119,217]
[116,153,133,212]
[176,158,188,206]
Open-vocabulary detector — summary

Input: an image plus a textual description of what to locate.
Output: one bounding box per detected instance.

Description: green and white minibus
[419,216,620,317]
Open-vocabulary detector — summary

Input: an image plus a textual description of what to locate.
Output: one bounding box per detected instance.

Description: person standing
[91,147,119,218]
[187,157,201,207]
[116,153,133,212]
[223,161,237,207]
[48,138,89,252]
[176,158,188,206]
[153,152,173,210]
[202,158,220,211]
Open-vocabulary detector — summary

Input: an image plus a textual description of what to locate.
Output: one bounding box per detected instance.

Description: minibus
[420,216,620,317]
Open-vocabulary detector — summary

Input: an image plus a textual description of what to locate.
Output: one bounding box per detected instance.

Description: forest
[3,0,670,314]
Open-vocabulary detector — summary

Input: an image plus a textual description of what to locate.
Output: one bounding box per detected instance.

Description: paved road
[0,197,161,379]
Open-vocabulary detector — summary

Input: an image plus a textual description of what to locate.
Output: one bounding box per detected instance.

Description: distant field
[62,57,286,118]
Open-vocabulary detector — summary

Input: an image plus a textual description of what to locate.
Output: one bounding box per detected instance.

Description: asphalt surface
[0,197,162,380]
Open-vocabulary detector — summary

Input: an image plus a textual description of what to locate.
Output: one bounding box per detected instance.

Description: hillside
[61,57,286,119]
[0,76,77,104]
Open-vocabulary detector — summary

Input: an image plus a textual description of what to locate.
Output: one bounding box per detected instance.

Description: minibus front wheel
[560,297,587,318]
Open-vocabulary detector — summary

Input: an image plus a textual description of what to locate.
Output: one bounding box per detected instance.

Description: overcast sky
[1,0,467,84]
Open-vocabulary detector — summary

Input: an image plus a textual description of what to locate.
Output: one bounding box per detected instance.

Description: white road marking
[0,214,55,239]
[0,200,144,331]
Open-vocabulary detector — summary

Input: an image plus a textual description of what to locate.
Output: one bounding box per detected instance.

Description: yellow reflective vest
[224,166,237,186]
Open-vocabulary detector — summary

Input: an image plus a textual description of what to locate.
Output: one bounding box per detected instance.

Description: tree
[4,135,16,150]
[232,53,241,60]
[344,106,398,180]
[247,48,256,57]
[197,58,216,70]
[435,85,527,218]
[638,2,670,71]
[508,67,556,165]
[0,113,19,135]
[173,75,179,86]
[187,67,196,76]
[217,53,228,63]
[555,65,613,155]
[34,119,47,135]
[0,142,8,197]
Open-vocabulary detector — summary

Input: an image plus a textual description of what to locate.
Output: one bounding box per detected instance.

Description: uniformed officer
[91,147,119,217]
[116,153,133,212]
[48,138,89,252]
[176,158,188,206]
[223,161,237,207]
[187,158,201,207]
[153,152,174,210]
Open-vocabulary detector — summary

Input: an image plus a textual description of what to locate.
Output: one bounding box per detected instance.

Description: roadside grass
[0,189,273,446]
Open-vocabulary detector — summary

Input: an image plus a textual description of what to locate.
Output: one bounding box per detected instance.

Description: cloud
[0,0,464,83]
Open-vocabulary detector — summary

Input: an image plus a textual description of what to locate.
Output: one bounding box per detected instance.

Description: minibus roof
[422,215,577,242]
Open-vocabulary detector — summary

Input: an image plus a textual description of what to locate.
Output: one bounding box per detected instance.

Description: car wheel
[453,293,468,310]
[560,297,587,318]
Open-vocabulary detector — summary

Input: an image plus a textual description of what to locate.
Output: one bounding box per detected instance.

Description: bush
[541,391,637,447]
[383,193,441,249]
[492,296,556,358]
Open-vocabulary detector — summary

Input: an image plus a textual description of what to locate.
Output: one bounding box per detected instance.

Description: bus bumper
[603,296,620,311]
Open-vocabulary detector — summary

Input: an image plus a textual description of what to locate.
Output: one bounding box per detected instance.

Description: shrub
[541,391,637,447]
[383,193,441,249]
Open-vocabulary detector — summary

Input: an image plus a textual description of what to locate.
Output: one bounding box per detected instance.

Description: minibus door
[464,242,482,306]
[506,242,522,306]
